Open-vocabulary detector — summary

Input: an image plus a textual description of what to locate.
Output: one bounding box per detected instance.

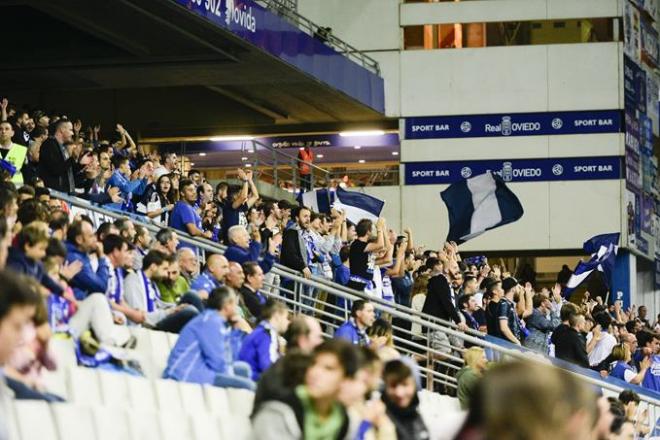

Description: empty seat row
[10,399,251,440]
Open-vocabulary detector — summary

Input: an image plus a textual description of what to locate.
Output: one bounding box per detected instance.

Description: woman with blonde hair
[609,342,650,385]
[456,347,487,410]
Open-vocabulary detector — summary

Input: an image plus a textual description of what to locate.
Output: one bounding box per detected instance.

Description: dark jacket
[225,241,275,274]
[280,224,307,272]
[240,285,266,324]
[551,324,590,368]
[383,392,430,440]
[422,274,462,324]
[6,247,64,295]
[38,137,78,193]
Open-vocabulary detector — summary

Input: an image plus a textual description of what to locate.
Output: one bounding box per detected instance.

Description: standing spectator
[137,173,174,225]
[251,340,358,439]
[105,156,150,209]
[347,218,386,293]
[335,300,376,346]
[493,277,525,345]
[637,305,650,328]
[221,169,259,244]
[0,120,27,184]
[588,312,618,367]
[457,347,488,410]
[280,206,312,279]
[163,287,254,390]
[238,300,290,380]
[523,289,562,354]
[552,312,590,368]
[38,119,79,193]
[169,179,211,245]
[458,294,481,332]
[153,152,178,180]
[297,146,313,191]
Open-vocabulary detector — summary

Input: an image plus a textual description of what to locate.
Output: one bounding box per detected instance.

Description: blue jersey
[169,201,202,249]
[642,355,660,392]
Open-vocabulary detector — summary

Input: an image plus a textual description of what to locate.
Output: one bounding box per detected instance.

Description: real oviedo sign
[405,110,622,140]
[183,0,256,32]
[405,156,622,185]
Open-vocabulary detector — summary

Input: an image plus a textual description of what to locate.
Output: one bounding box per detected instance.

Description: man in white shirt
[123,250,198,333]
[588,311,618,367]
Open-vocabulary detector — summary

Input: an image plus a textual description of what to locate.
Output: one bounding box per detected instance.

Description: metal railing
[245,139,331,194]
[52,189,660,432]
[254,0,381,75]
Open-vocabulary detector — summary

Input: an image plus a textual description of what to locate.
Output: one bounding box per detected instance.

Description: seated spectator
[456,347,487,410]
[154,259,190,305]
[5,295,62,402]
[0,270,41,438]
[523,290,561,354]
[224,225,279,274]
[123,250,198,333]
[588,312,618,367]
[114,218,136,243]
[7,222,67,296]
[153,228,180,256]
[163,287,254,390]
[552,311,590,368]
[366,318,400,362]
[609,343,649,385]
[65,219,111,300]
[132,224,151,270]
[335,300,376,346]
[382,359,444,440]
[458,294,481,332]
[238,300,290,380]
[240,261,267,326]
[169,179,212,245]
[105,156,150,210]
[251,339,360,439]
[456,361,597,440]
[176,247,199,283]
[190,254,229,299]
[253,315,324,414]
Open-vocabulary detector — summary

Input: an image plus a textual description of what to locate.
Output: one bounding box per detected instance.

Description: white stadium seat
[179,381,208,414]
[149,330,171,376]
[50,337,78,369]
[51,403,96,440]
[92,405,133,440]
[190,411,222,440]
[219,415,252,440]
[166,332,179,349]
[42,367,68,401]
[127,409,163,440]
[159,410,194,440]
[7,401,19,440]
[154,378,184,413]
[226,388,255,418]
[13,400,58,440]
[126,375,157,411]
[204,385,231,416]
[67,366,101,405]
[98,369,130,408]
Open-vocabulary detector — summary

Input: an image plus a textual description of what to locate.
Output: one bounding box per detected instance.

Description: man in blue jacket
[65,219,111,300]
[163,286,255,390]
[238,300,290,380]
[334,300,375,346]
[224,225,279,274]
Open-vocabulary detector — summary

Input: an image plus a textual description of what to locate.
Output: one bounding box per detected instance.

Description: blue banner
[405,110,622,140]
[173,0,384,113]
[404,156,622,185]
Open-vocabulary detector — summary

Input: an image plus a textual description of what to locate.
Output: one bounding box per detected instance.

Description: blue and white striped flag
[441,172,524,244]
[333,187,384,225]
[300,188,334,214]
[565,233,620,295]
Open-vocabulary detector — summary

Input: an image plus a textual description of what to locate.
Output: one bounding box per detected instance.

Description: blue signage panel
[404,156,622,185]
[405,110,622,140]
[173,0,385,113]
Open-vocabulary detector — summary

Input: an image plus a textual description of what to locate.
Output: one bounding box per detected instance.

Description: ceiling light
[245,163,252,167]
[358,159,366,164]
[190,163,195,166]
[209,135,254,142]
[354,146,361,150]
[199,152,207,157]
[392,151,399,156]
[241,157,248,161]
[316,154,324,158]
[339,130,385,137]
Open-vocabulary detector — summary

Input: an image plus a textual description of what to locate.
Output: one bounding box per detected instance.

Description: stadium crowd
[0,100,657,439]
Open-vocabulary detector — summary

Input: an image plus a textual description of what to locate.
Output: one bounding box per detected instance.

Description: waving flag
[564,233,620,295]
[299,188,334,214]
[441,172,524,244]
[333,187,384,224]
